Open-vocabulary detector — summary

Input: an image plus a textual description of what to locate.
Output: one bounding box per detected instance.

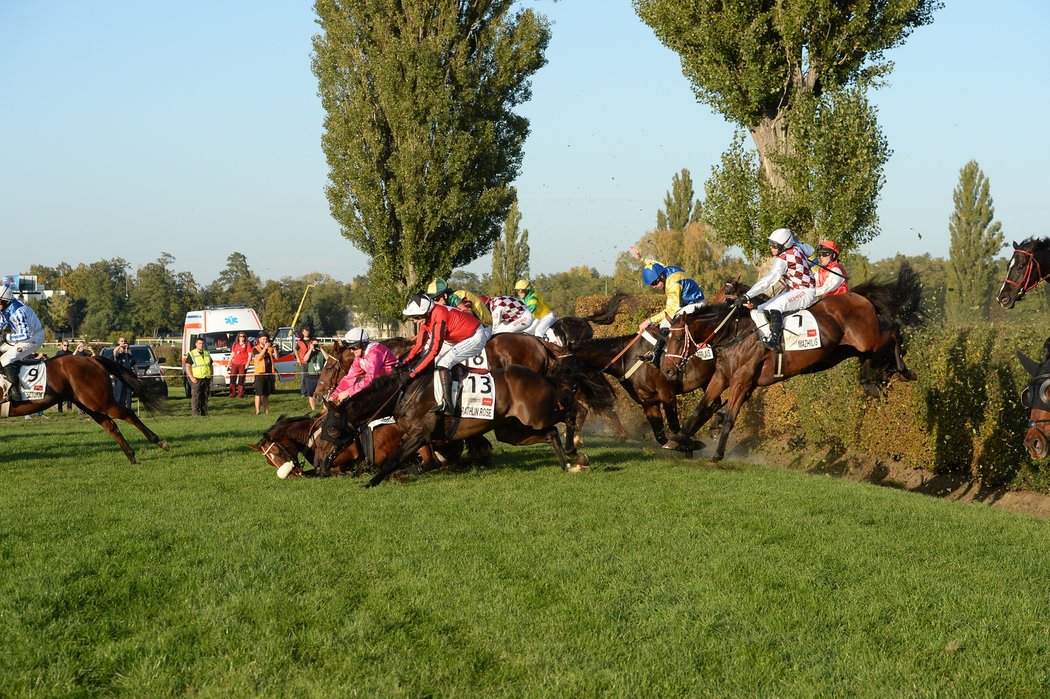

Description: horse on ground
[998,237,1050,309]
[1016,337,1050,459]
[660,264,923,460]
[3,355,169,463]
[318,362,590,487]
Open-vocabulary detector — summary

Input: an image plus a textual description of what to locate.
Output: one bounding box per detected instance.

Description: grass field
[2,389,1049,696]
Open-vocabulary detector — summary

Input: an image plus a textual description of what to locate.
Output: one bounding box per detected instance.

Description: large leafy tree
[62,259,131,341]
[210,252,262,308]
[946,161,1003,324]
[656,168,702,232]
[636,0,939,256]
[129,253,199,337]
[489,199,530,296]
[313,0,550,320]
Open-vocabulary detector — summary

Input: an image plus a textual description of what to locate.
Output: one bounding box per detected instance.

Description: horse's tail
[94,355,171,414]
[550,357,617,412]
[851,262,924,330]
[583,291,629,325]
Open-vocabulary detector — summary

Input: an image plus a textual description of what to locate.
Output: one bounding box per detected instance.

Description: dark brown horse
[1017,337,1050,459]
[319,363,587,487]
[4,355,169,462]
[998,237,1050,309]
[312,337,415,404]
[661,265,922,459]
[485,332,626,445]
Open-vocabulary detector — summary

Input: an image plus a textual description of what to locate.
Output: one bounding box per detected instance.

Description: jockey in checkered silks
[738,228,816,352]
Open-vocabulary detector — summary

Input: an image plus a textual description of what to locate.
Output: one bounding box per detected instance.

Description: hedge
[574,294,1050,494]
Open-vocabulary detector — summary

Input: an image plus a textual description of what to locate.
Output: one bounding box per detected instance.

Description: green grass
[2,389,1049,696]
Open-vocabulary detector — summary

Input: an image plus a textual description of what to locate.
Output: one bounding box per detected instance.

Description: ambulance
[182,306,297,393]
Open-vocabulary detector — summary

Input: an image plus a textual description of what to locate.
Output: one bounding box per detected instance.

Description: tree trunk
[748,114,791,195]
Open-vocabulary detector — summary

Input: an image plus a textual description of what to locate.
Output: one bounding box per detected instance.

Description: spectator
[228,332,251,398]
[52,340,73,412]
[112,336,136,410]
[250,332,279,415]
[295,327,324,412]
[74,341,95,357]
[183,337,213,416]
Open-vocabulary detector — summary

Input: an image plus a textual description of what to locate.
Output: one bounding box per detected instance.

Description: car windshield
[130,346,155,364]
[197,331,258,353]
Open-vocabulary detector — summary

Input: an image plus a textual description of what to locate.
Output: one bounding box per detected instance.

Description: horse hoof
[662,440,680,450]
[575,453,590,468]
[159,440,170,451]
[566,463,589,474]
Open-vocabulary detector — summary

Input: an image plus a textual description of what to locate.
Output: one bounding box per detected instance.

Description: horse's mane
[263,414,315,439]
[851,262,924,329]
[1018,236,1050,253]
[343,372,401,414]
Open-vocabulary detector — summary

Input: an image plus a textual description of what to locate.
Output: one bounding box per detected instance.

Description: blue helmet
[642,263,666,286]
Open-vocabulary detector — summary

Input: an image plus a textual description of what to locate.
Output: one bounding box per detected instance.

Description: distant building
[1,275,65,302]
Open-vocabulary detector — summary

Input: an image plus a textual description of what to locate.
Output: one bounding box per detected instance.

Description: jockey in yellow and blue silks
[636,259,705,333]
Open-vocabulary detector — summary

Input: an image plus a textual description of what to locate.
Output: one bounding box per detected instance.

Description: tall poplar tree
[635,0,939,256]
[946,161,1003,323]
[656,168,702,232]
[313,0,550,320]
[490,199,530,296]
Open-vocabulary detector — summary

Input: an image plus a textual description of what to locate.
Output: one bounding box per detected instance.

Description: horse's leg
[573,400,589,449]
[365,432,427,488]
[663,399,681,437]
[663,375,729,450]
[894,340,917,381]
[80,407,138,464]
[116,407,170,451]
[711,382,755,462]
[547,427,588,473]
[641,403,668,444]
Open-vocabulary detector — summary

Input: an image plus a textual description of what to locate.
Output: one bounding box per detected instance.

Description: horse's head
[660,320,693,382]
[1018,341,1050,459]
[998,239,1050,309]
[710,279,748,304]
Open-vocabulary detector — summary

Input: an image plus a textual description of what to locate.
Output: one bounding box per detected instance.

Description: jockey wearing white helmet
[737,228,816,352]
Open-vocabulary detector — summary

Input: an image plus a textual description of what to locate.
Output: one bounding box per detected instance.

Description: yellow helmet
[514,279,530,291]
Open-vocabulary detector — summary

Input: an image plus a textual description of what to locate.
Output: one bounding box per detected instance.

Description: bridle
[1022,373,1050,446]
[663,307,750,374]
[1001,248,1046,301]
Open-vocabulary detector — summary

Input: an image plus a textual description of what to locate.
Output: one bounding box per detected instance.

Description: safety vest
[187,349,213,379]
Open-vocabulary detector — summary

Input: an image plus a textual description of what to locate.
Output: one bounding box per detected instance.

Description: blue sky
[2,1,1046,286]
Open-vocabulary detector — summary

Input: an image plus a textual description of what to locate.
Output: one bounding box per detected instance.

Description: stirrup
[759,336,779,351]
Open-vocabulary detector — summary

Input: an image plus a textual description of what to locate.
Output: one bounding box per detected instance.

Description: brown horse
[661,265,922,459]
[998,237,1050,309]
[4,355,169,463]
[1017,338,1050,459]
[251,413,468,477]
[485,332,626,445]
[319,363,587,487]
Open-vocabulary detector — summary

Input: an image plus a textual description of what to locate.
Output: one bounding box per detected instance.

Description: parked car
[99,343,169,398]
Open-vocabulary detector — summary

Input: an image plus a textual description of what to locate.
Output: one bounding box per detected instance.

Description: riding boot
[650,336,666,366]
[431,367,454,415]
[3,363,22,402]
[766,310,784,352]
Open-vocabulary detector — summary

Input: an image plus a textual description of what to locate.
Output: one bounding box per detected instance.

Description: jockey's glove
[733,294,749,308]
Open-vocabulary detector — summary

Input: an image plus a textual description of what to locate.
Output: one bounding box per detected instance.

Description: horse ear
[1018,351,1041,377]
[1013,241,1019,249]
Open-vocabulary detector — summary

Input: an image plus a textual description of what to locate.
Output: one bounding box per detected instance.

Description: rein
[603,332,645,372]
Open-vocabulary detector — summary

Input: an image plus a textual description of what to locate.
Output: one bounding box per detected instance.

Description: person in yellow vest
[183,337,213,416]
[515,279,557,341]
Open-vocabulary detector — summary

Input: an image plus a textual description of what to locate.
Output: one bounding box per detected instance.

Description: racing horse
[997,237,1050,309]
[318,362,590,488]
[1017,337,1050,459]
[4,354,169,463]
[661,264,922,459]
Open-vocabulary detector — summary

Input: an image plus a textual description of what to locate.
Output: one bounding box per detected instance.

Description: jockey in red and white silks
[813,239,849,299]
[743,228,816,347]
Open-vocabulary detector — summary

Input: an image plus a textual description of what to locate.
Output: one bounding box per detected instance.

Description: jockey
[515,279,556,341]
[0,286,45,401]
[630,247,705,366]
[486,294,534,335]
[813,240,850,299]
[330,327,399,403]
[402,293,487,415]
[738,227,816,352]
[453,289,494,327]
[426,278,461,308]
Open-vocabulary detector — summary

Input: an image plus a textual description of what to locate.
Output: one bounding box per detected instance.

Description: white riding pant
[526,311,556,340]
[0,329,45,366]
[750,288,816,337]
[433,326,488,404]
[490,311,532,335]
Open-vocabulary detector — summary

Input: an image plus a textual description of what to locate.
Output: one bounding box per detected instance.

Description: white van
[182,306,297,393]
